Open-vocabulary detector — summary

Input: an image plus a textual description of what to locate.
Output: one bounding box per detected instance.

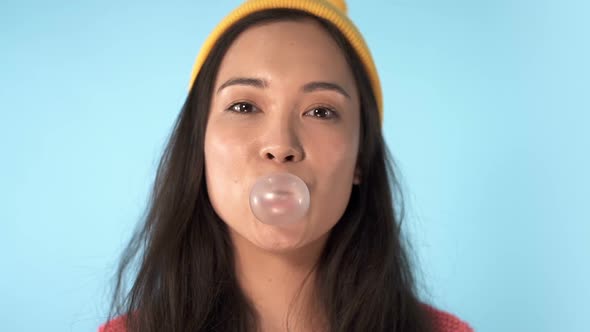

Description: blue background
[1,0,588,331]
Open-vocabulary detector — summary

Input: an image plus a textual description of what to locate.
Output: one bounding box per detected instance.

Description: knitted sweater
[98,303,473,332]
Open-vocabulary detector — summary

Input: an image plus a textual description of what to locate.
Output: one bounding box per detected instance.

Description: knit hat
[188,0,383,123]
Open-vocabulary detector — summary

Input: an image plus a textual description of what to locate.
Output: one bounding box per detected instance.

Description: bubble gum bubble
[249,172,310,226]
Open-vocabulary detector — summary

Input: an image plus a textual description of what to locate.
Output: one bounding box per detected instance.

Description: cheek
[204,130,231,183]
[307,132,359,230]
[310,129,358,178]
[204,126,251,221]
[204,122,252,176]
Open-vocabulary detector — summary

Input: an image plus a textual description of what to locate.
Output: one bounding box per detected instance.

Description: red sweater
[99,303,473,332]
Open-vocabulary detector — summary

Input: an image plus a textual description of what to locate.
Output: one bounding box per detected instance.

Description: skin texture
[204,19,361,331]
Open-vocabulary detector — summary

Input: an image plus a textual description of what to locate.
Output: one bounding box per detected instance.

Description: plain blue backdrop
[1,0,588,331]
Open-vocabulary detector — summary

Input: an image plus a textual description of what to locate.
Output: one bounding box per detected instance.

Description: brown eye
[306,107,337,119]
[227,102,257,114]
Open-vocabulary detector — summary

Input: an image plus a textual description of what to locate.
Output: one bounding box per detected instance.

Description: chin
[252,217,312,252]
[231,215,328,254]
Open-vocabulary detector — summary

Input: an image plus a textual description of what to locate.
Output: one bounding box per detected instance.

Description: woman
[100,0,473,331]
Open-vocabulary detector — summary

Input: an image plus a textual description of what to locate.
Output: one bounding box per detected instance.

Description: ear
[353,164,362,185]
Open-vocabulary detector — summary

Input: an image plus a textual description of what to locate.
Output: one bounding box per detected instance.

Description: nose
[260,145,303,163]
[258,121,304,164]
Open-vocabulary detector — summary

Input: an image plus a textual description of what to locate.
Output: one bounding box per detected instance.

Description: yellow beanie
[188,0,383,123]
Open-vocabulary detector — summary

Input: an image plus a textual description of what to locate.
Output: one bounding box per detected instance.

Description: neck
[230,230,329,332]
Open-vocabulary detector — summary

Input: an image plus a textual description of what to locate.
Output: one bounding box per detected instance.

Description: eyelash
[225,102,338,120]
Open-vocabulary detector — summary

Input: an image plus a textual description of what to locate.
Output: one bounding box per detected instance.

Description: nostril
[264,152,297,162]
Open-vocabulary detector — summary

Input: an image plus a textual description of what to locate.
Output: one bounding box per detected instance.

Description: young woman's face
[204,18,361,253]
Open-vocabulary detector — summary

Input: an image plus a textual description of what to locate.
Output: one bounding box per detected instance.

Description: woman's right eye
[227,102,257,114]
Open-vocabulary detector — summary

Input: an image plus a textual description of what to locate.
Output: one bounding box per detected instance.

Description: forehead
[215,18,356,91]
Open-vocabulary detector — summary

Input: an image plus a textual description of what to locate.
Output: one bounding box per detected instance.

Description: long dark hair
[105,9,434,332]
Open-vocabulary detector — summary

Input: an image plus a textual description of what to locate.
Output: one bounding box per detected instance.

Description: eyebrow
[216,77,351,99]
[217,77,267,93]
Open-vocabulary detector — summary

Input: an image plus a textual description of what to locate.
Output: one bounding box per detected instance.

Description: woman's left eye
[305,107,337,119]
